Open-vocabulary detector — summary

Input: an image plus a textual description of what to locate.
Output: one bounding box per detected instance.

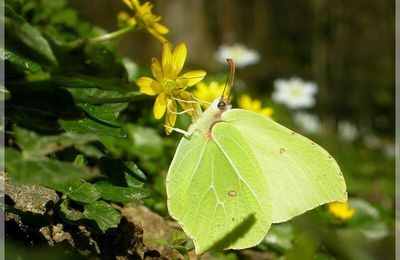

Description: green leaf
[1,47,42,73]
[60,104,125,138]
[80,104,120,127]
[73,154,86,165]
[74,144,105,159]
[173,245,189,260]
[54,75,136,92]
[97,158,146,188]
[13,126,97,158]
[121,57,139,81]
[59,200,85,222]
[5,16,57,66]
[262,223,296,253]
[50,179,100,204]
[348,199,388,240]
[284,233,319,260]
[83,201,122,232]
[124,161,146,187]
[83,42,126,77]
[125,124,163,158]
[66,87,145,113]
[6,82,83,133]
[5,149,91,186]
[93,180,150,203]
[60,200,122,233]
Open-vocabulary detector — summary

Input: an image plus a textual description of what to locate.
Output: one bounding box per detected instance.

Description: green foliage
[51,180,101,204]
[60,200,122,233]
[4,0,149,239]
[93,180,150,203]
[5,147,91,186]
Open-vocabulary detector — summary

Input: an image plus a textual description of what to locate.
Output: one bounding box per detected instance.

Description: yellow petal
[328,202,355,221]
[237,94,249,109]
[122,0,134,9]
[151,58,163,83]
[162,42,172,75]
[136,77,162,95]
[253,99,262,110]
[165,99,177,135]
[147,27,167,43]
[176,70,206,88]
[131,0,141,10]
[171,43,187,76]
[153,22,169,34]
[153,92,167,119]
[260,108,273,118]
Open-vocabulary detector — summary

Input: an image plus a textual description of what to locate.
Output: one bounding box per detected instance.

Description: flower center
[289,86,303,97]
[164,80,178,93]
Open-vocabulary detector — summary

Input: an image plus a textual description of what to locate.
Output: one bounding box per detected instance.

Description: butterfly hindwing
[221,109,347,223]
[167,123,271,254]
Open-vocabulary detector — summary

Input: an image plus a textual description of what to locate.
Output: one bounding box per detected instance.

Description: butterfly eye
[217,101,226,109]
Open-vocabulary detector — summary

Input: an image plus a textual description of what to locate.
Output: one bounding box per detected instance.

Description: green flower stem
[62,25,136,49]
[74,94,149,104]
[89,25,136,43]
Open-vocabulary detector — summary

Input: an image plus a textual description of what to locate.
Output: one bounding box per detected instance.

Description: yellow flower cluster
[328,201,356,222]
[122,0,169,43]
[135,42,206,134]
[193,81,226,108]
[237,94,273,118]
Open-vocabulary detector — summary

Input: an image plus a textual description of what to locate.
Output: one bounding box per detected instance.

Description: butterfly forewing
[221,109,347,223]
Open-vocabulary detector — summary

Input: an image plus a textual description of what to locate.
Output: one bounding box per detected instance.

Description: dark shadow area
[207,213,256,253]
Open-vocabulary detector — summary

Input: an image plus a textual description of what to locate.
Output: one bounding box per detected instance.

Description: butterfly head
[217,98,231,111]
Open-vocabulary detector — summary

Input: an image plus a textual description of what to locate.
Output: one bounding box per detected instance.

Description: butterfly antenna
[219,74,229,102]
[226,58,235,104]
[219,58,235,105]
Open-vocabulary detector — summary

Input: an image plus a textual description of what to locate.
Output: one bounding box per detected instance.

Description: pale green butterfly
[166,59,347,255]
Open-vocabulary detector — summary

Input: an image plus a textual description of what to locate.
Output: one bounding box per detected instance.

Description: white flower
[363,134,382,149]
[272,77,318,109]
[383,143,395,159]
[293,112,320,133]
[215,43,260,68]
[338,121,358,142]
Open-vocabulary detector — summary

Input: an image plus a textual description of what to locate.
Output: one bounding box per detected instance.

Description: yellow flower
[237,94,273,118]
[122,0,169,43]
[117,11,137,27]
[328,202,356,222]
[135,42,206,134]
[193,81,225,108]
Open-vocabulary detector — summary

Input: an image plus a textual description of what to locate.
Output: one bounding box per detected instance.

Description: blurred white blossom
[215,43,260,68]
[293,112,320,133]
[272,77,318,109]
[338,121,358,142]
[383,143,395,159]
[363,134,382,149]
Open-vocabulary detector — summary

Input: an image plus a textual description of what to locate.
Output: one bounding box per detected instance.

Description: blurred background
[71,0,394,133]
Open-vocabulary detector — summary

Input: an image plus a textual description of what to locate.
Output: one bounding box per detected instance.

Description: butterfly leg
[164,125,193,136]
[167,108,195,115]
